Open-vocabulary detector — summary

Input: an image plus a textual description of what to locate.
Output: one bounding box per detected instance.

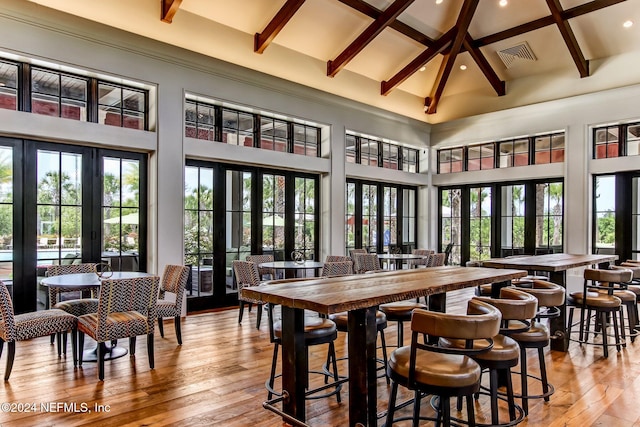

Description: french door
[1,137,147,313]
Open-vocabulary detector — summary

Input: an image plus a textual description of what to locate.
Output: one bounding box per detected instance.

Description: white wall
[0,0,431,272]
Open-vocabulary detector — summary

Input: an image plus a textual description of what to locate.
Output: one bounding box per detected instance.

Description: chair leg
[538,347,550,402]
[397,321,404,348]
[0,339,3,358]
[62,332,68,355]
[78,332,85,366]
[613,308,623,351]
[489,369,499,425]
[238,301,245,324]
[71,329,78,366]
[441,396,451,427]
[256,304,263,329]
[385,381,398,427]
[157,317,165,337]
[267,343,279,400]
[56,332,62,356]
[97,342,106,381]
[147,333,155,369]
[174,316,182,345]
[4,341,15,381]
[379,329,390,385]
[505,368,517,421]
[520,347,529,415]
[329,342,341,403]
[412,390,421,427]
[601,311,609,358]
[130,337,137,356]
[467,395,475,427]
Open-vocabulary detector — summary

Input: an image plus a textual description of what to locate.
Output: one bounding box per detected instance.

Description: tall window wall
[345,179,416,255]
[439,179,563,265]
[184,160,319,311]
[591,173,640,261]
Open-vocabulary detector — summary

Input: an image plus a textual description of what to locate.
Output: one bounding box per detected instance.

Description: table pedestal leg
[281,307,307,423]
[348,307,378,427]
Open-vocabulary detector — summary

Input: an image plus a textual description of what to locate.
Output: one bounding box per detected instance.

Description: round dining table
[41,271,155,361]
[376,253,427,270]
[259,260,325,278]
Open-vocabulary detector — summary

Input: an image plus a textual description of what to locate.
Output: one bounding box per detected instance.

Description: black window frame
[347,133,420,173]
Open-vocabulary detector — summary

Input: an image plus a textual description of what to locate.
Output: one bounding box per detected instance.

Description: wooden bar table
[482,253,618,352]
[243,266,527,427]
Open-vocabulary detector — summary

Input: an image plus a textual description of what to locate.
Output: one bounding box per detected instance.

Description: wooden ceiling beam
[328,0,415,77]
[254,0,306,54]
[337,0,436,48]
[426,0,479,114]
[474,0,626,48]
[462,34,505,96]
[381,29,454,96]
[545,0,589,77]
[160,0,182,24]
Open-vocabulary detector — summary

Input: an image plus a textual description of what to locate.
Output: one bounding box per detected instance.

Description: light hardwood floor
[1,288,640,426]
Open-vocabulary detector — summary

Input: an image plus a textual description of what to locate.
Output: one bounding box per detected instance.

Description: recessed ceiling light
[460,65,467,71]
[419,66,426,72]
[435,0,443,4]
[623,20,633,28]
[499,0,508,6]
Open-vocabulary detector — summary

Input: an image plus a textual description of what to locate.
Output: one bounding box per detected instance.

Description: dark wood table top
[481,253,618,272]
[242,266,527,314]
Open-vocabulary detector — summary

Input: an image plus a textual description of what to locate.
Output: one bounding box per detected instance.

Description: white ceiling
[27,0,640,123]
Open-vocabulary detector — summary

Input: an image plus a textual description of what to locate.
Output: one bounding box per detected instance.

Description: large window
[439,179,563,265]
[184,161,319,311]
[593,175,615,254]
[469,186,492,261]
[498,138,529,168]
[347,179,416,255]
[184,165,215,297]
[535,182,564,252]
[440,188,462,265]
[501,185,526,256]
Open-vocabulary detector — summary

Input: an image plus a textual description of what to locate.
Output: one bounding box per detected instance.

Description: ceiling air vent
[497,41,537,69]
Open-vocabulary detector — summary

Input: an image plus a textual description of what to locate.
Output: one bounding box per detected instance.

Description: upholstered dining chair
[408,248,434,268]
[233,260,265,329]
[325,255,352,263]
[156,264,190,345]
[0,281,77,380]
[246,254,276,281]
[353,253,382,274]
[77,275,160,380]
[321,261,353,277]
[46,263,98,351]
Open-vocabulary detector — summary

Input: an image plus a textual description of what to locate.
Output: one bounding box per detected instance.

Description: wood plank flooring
[1,288,640,426]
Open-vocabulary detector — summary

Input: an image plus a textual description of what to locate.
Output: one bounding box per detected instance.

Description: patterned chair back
[246,255,276,280]
[233,260,261,301]
[321,261,354,277]
[158,265,190,310]
[46,263,99,306]
[95,276,160,342]
[409,249,434,267]
[428,253,446,267]
[325,255,352,263]
[349,249,367,260]
[353,253,381,274]
[0,281,16,342]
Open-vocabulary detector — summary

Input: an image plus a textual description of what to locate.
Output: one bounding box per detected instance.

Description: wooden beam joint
[161,0,182,24]
[254,0,306,54]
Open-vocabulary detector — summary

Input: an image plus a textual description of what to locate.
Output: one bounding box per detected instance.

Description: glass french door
[2,137,147,313]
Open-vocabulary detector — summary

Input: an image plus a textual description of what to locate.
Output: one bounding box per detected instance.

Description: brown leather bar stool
[511,280,565,415]
[567,268,631,358]
[265,305,342,402]
[385,300,502,427]
[379,300,427,348]
[328,310,390,383]
[459,288,537,426]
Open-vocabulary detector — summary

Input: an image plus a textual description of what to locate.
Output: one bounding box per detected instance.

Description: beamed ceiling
[27,0,640,123]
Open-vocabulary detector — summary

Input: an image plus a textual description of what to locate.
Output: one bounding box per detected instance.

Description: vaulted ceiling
[27,0,640,123]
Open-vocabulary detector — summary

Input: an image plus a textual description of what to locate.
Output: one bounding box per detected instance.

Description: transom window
[438,132,564,174]
[185,99,321,157]
[0,57,149,130]
[346,133,420,173]
[594,122,640,159]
